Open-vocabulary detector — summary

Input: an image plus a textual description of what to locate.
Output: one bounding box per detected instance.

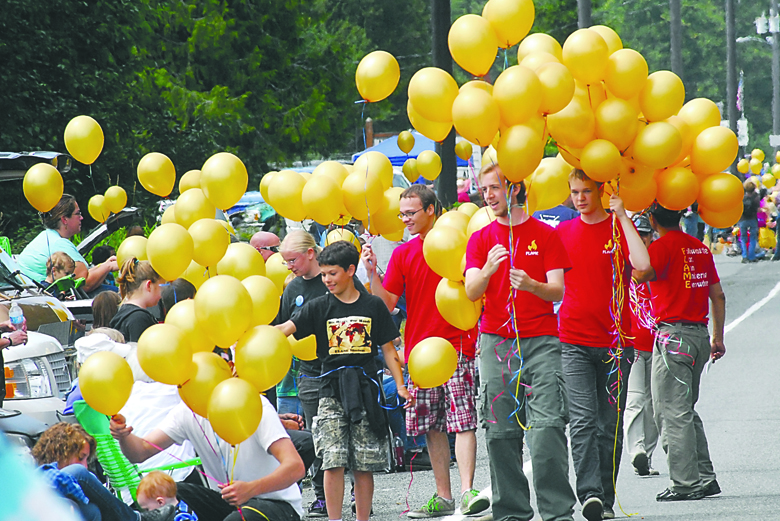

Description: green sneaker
[460,489,490,516]
[408,493,456,518]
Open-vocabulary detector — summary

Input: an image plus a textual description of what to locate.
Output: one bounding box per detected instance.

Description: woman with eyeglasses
[17,194,119,293]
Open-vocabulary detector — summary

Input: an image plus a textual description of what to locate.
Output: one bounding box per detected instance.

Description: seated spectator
[158,279,197,319]
[137,472,198,520]
[90,245,119,291]
[44,252,77,299]
[92,291,122,329]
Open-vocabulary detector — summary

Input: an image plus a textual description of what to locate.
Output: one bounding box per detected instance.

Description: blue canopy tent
[351,131,469,167]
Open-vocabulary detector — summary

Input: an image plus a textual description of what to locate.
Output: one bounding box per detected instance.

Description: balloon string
[299,365,406,411]
[191,409,230,484]
[142,436,226,486]
[89,164,97,192]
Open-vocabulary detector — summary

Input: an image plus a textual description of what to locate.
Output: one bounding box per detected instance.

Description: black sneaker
[632,452,650,476]
[702,479,721,497]
[602,505,615,519]
[656,488,705,501]
[139,505,176,521]
[581,497,603,521]
[308,499,327,517]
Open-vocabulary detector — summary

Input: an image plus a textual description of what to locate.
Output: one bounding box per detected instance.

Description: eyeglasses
[72,211,82,217]
[258,245,280,253]
[397,208,423,219]
[281,254,303,267]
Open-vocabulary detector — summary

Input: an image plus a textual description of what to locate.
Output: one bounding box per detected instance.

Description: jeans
[624,350,659,464]
[738,218,758,261]
[561,343,633,508]
[176,482,300,521]
[61,464,139,521]
[277,396,302,416]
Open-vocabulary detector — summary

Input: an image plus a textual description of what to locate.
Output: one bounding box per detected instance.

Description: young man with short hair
[361,185,485,518]
[464,163,577,521]
[278,240,411,521]
[635,204,725,502]
[555,170,651,521]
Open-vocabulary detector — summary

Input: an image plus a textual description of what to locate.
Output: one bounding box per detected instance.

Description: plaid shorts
[406,357,477,436]
[313,397,387,472]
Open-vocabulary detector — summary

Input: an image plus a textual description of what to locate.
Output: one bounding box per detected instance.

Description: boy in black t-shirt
[277,241,411,521]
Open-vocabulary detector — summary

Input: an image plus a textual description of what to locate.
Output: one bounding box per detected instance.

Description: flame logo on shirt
[528,240,537,251]
[604,239,613,250]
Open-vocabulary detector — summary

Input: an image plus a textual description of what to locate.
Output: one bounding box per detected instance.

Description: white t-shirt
[159,396,303,517]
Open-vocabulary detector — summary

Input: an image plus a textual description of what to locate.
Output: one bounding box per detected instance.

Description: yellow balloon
[483,145,498,169]
[639,71,685,122]
[264,253,289,293]
[242,275,281,327]
[217,242,266,280]
[547,97,596,149]
[618,159,655,190]
[267,170,307,222]
[526,157,572,212]
[165,299,215,354]
[752,148,766,162]
[520,51,560,71]
[665,115,695,166]
[656,167,699,211]
[102,186,127,214]
[117,236,148,267]
[581,139,622,183]
[460,80,494,96]
[288,334,317,361]
[483,0,535,48]
[147,223,194,281]
[536,62,575,115]
[342,170,384,220]
[632,122,683,169]
[493,66,542,127]
[397,131,415,155]
[188,218,229,267]
[557,146,582,169]
[496,124,545,183]
[690,126,739,176]
[181,260,217,290]
[302,175,345,225]
[435,210,470,233]
[677,98,721,139]
[137,323,194,385]
[407,100,453,142]
[208,377,263,445]
[423,225,467,281]
[88,195,110,223]
[605,49,648,100]
[562,29,609,85]
[355,50,400,102]
[326,229,362,253]
[699,201,743,229]
[417,151,442,181]
[435,279,481,330]
[195,275,253,347]
[518,33,562,62]
[235,325,292,392]
[23,164,63,213]
[138,152,176,197]
[448,14,498,77]
[595,98,640,151]
[467,206,496,236]
[457,202,479,218]
[161,204,178,225]
[175,188,216,229]
[589,25,622,55]
[64,115,104,165]
[454,141,473,162]
[179,352,232,417]
[452,88,501,147]
[763,173,776,188]
[408,67,459,123]
[773,163,780,177]
[179,170,201,194]
[403,158,419,183]
[313,162,349,187]
[749,157,763,174]
[79,351,134,415]
[353,151,394,190]
[201,152,248,210]
[259,171,276,202]
[372,187,404,235]
[737,158,750,174]
[407,337,458,388]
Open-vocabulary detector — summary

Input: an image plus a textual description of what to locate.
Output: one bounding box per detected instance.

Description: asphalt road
[300,253,780,521]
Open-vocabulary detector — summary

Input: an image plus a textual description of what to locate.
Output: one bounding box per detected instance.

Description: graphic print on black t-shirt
[327,316,373,355]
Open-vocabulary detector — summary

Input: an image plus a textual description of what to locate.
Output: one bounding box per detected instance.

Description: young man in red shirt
[464,163,577,521]
[624,214,660,477]
[361,185,486,518]
[555,170,651,521]
[635,204,725,502]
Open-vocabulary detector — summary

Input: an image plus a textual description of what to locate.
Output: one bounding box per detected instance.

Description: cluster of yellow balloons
[422,203,494,332]
[87,186,128,223]
[737,148,780,190]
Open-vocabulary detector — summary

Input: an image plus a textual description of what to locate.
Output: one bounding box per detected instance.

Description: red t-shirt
[382,236,477,362]
[647,231,719,324]
[630,279,655,352]
[556,216,633,348]
[465,218,570,339]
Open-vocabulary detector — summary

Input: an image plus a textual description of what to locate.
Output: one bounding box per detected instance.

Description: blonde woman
[109,258,163,342]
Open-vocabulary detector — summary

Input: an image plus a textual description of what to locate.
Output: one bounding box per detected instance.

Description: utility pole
[578,0,592,28]
[771,3,780,158]
[670,0,683,77]
[430,0,457,206]
[726,0,738,174]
